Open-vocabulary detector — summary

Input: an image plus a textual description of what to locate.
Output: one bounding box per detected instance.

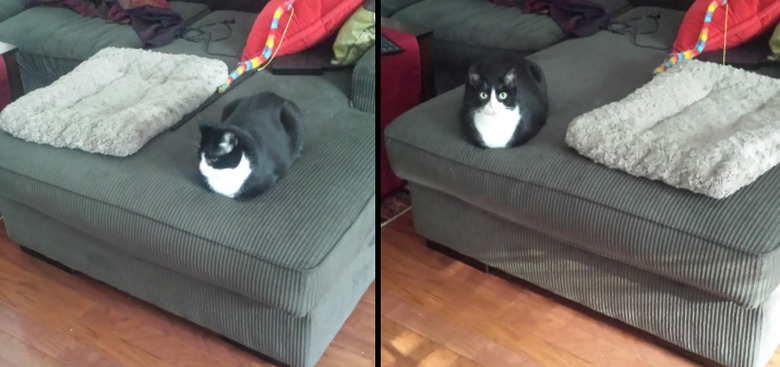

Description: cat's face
[199,124,243,169]
[466,66,519,114]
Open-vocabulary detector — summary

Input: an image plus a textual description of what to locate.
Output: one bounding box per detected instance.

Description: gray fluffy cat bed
[566,59,780,199]
[0,47,227,157]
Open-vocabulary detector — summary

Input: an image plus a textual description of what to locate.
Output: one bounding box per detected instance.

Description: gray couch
[0,1,375,367]
[386,5,780,367]
[381,0,632,93]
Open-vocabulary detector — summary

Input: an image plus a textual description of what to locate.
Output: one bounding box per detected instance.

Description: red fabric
[0,58,9,113]
[380,27,421,198]
[673,0,780,53]
[242,0,362,61]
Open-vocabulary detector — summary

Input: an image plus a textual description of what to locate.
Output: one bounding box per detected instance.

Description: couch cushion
[0,70,375,317]
[0,0,26,21]
[391,0,564,67]
[0,6,142,61]
[0,1,209,80]
[390,0,629,68]
[0,2,209,61]
[380,0,422,17]
[386,7,780,308]
[351,45,375,113]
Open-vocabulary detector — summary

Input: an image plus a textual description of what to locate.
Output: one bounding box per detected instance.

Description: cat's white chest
[199,154,252,198]
[473,106,521,148]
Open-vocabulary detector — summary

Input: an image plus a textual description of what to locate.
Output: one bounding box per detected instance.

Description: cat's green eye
[498,92,508,100]
[479,92,489,99]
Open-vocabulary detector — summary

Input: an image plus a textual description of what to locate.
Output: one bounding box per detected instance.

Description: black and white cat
[460,53,548,148]
[198,92,304,200]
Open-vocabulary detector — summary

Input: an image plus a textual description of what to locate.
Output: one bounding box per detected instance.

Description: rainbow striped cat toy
[217,0,295,93]
[654,0,727,74]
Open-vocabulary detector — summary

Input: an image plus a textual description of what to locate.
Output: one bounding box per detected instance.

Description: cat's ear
[197,114,214,134]
[467,65,481,87]
[503,68,517,88]
[220,131,238,150]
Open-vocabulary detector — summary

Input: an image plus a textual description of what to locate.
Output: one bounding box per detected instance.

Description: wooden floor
[0,219,375,367]
[381,211,780,367]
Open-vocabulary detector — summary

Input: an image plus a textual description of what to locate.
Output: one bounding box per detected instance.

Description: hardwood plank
[381,212,765,367]
[0,353,25,367]
[80,303,245,367]
[321,297,376,365]
[0,219,375,367]
[382,316,482,367]
[0,251,167,366]
[0,328,69,367]
[0,250,96,317]
[56,343,127,367]
[383,292,537,367]
[0,304,74,358]
[382,235,587,366]
[0,289,128,367]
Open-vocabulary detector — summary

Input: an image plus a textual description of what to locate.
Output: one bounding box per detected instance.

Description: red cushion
[242,0,363,61]
[380,27,420,198]
[673,0,780,53]
[0,58,9,113]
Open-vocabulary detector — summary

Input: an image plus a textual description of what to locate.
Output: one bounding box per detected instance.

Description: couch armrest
[0,0,26,22]
[350,46,375,114]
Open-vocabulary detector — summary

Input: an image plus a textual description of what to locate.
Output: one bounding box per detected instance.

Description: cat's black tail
[525,60,548,111]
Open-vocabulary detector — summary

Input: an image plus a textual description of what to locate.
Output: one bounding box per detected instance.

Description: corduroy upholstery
[389,0,630,68]
[0,197,375,367]
[0,1,210,90]
[0,1,208,62]
[389,0,631,94]
[408,183,780,367]
[0,66,375,366]
[352,46,376,113]
[385,6,780,367]
[379,0,423,16]
[0,68,375,317]
[0,4,375,366]
[0,0,25,21]
[391,0,563,68]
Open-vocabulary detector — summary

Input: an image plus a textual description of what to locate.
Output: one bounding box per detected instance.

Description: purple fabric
[489,0,608,37]
[26,0,184,47]
[126,6,183,47]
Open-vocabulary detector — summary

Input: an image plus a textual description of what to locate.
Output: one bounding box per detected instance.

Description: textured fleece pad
[0,47,227,157]
[566,59,780,199]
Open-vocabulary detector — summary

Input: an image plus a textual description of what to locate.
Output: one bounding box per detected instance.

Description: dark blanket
[490,0,608,37]
[27,0,184,47]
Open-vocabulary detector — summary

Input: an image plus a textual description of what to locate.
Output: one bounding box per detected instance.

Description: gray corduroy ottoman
[0,69,375,367]
[385,6,780,367]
